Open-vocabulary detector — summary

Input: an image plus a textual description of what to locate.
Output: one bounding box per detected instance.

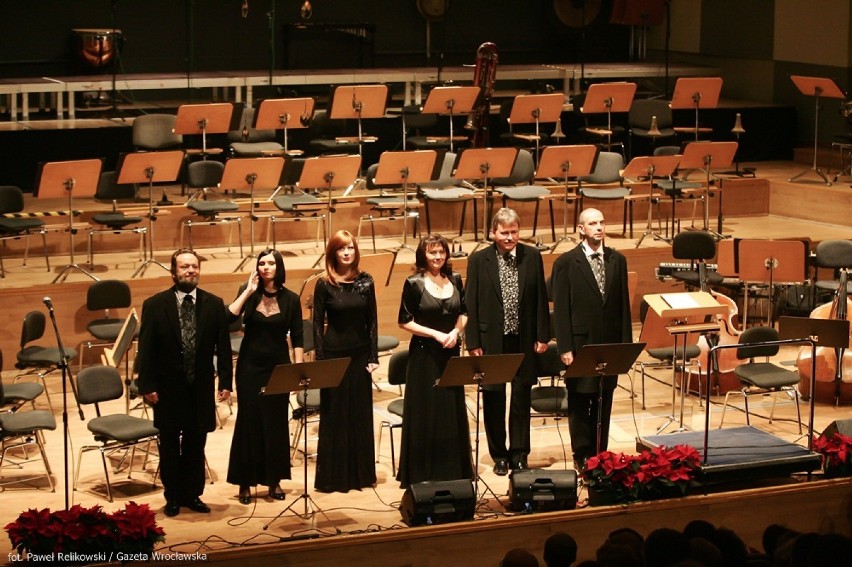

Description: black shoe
[183,497,211,513]
[512,460,528,471]
[238,487,251,505]
[164,500,180,517]
[493,459,509,476]
[268,485,286,501]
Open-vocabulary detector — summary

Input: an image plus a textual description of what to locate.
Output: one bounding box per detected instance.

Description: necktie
[180,295,197,384]
[590,252,605,296]
[499,253,519,335]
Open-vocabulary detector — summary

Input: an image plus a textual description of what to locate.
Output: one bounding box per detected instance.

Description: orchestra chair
[73,365,159,502]
[652,145,703,236]
[87,171,146,267]
[576,152,630,237]
[0,377,56,491]
[227,107,284,158]
[494,149,557,246]
[376,349,407,475]
[719,326,802,433]
[628,99,676,158]
[496,99,551,152]
[670,230,724,290]
[402,104,455,151]
[15,310,79,413]
[181,160,243,256]
[571,92,626,156]
[0,185,50,278]
[131,113,184,198]
[80,280,134,370]
[530,343,568,424]
[358,162,422,253]
[813,239,852,296]
[269,158,326,251]
[419,152,480,241]
[0,351,44,413]
[306,109,360,156]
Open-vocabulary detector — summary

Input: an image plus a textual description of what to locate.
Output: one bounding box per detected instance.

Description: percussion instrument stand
[788,76,846,186]
[35,159,102,284]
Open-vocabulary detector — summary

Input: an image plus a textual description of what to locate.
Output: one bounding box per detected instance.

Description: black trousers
[482,334,531,466]
[566,380,615,464]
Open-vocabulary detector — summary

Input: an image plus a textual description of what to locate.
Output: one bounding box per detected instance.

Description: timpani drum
[72,28,122,67]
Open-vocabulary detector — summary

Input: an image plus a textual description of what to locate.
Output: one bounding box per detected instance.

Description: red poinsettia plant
[5,502,165,558]
[582,444,702,504]
[813,430,852,478]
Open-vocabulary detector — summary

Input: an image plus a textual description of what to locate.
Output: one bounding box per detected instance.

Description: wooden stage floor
[0,159,851,565]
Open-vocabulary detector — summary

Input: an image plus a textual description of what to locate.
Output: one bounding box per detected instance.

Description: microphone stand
[43,299,84,511]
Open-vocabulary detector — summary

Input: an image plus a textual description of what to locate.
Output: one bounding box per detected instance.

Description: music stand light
[35,159,102,283]
[253,97,314,156]
[562,342,645,453]
[420,86,481,153]
[507,92,565,164]
[219,157,285,271]
[454,147,518,253]
[535,144,598,253]
[328,84,388,161]
[118,150,185,278]
[623,154,680,248]
[670,77,723,141]
[678,141,737,239]
[263,356,351,529]
[788,76,846,186]
[438,353,524,504]
[580,82,636,152]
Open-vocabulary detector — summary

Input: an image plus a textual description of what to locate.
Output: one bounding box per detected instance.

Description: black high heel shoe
[268,485,286,501]
[238,487,251,505]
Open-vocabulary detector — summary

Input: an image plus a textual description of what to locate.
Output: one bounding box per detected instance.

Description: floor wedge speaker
[823,419,852,438]
[509,468,577,512]
[399,479,475,526]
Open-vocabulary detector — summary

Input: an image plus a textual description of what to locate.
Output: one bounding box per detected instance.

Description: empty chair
[87,171,146,266]
[0,185,50,278]
[132,113,183,151]
[81,280,134,369]
[0,375,56,491]
[181,160,243,255]
[530,344,568,419]
[576,152,630,236]
[813,239,852,295]
[358,162,422,253]
[0,350,44,412]
[227,107,284,158]
[719,326,802,433]
[670,230,724,290]
[419,152,480,240]
[15,310,79,411]
[494,149,557,245]
[628,98,677,157]
[269,158,326,250]
[376,349,407,474]
[73,365,159,501]
[307,109,360,156]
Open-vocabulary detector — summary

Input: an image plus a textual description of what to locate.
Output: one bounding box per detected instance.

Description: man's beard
[175,276,198,293]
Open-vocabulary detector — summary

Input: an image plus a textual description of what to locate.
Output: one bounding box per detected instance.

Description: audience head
[644,528,690,567]
[709,527,747,567]
[687,537,723,567]
[762,524,799,560]
[595,542,640,567]
[501,548,538,567]
[683,519,716,542]
[806,533,852,566]
[543,531,578,567]
[605,527,643,563]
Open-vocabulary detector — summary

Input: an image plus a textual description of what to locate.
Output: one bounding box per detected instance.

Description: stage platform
[638,426,822,485]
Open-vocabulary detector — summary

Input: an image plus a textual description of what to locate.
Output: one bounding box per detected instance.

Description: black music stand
[262,356,351,529]
[580,82,636,152]
[454,147,518,252]
[788,76,846,186]
[35,159,102,283]
[298,155,361,266]
[372,149,437,267]
[535,144,598,253]
[420,86,481,153]
[328,84,388,161]
[624,154,680,248]
[507,93,565,164]
[101,309,139,413]
[220,157,285,271]
[670,77,723,142]
[254,97,315,156]
[438,353,524,505]
[738,239,807,328]
[562,343,645,455]
[678,141,737,239]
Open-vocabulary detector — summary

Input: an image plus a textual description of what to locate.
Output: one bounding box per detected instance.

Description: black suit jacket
[137,286,233,432]
[551,244,632,393]
[465,243,550,386]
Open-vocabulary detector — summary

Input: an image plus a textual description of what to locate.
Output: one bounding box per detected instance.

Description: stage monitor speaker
[399,479,475,526]
[509,469,577,512]
[823,419,852,438]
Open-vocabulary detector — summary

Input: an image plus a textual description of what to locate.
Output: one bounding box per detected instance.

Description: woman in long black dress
[227,248,303,504]
[397,234,473,488]
[313,230,378,493]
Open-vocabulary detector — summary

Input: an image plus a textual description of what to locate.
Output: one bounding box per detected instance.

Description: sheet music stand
[254,97,314,155]
[438,353,524,505]
[670,77,722,141]
[645,291,726,433]
[421,86,481,153]
[328,84,388,160]
[219,157,285,271]
[174,102,238,157]
[119,150,185,277]
[679,141,737,239]
[738,239,808,328]
[101,308,138,413]
[454,147,518,252]
[508,92,565,164]
[788,76,846,186]
[562,342,645,454]
[580,82,636,152]
[371,150,437,268]
[623,155,680,248]
[35,159,102,283]
[263,357,351,528]
[298,155,361,265]
[535,144,598,253]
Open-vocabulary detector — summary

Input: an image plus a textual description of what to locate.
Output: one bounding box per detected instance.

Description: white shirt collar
[176,289,197,304]
[581,241,603,258]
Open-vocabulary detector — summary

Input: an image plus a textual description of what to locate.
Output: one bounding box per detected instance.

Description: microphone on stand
[43,296,54,312]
